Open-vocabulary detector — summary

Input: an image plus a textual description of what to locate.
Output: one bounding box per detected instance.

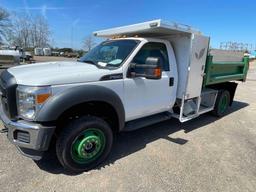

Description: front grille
[0,70,18,119]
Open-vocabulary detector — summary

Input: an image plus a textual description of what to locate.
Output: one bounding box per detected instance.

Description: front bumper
[0,104,55,160]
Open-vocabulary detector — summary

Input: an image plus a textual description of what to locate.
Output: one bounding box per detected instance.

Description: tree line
[0,7,50,48]
[1,6,97,51]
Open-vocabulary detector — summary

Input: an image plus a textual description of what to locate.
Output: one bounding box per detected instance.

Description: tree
[8,14,51,48]
[31,16,50,47]
[9,15,31,48]
[0,7,11,43]
[83,35,95,51]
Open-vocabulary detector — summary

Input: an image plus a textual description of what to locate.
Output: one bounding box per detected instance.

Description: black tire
[56,116,113,173]
[212,89,230,117]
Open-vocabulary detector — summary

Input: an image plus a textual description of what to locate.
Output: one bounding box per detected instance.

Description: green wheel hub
[71,128,106,164]
[219,94,228,113]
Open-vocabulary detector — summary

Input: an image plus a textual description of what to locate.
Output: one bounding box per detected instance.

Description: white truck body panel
[168,34,209,99]
[94,19,201,38]
[168,34,191,99]
[186,34,209,99]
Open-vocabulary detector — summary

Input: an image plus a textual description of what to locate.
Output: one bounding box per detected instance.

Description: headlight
[16,85,52,120]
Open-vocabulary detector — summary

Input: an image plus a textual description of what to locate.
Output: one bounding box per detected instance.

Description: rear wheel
[56,116,113,172]
[212,90,230,117]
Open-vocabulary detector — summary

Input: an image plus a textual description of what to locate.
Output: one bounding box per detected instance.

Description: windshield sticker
[108,59,122,65]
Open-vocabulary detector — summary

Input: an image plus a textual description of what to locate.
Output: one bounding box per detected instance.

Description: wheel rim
[71,128,106,164]
[219,94,228,113]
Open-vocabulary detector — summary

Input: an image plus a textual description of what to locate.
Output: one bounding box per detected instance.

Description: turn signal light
[36,93,51,104]
[154,68,162,77]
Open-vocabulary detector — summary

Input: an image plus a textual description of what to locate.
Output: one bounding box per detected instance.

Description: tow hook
[0,128,8,133]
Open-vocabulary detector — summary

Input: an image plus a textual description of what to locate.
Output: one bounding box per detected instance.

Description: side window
[132,42,170,71]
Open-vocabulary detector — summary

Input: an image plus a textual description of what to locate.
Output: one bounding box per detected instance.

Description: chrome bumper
[0,104,55,159]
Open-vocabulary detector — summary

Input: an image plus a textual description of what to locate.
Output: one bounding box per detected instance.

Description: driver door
[124,42,174,121]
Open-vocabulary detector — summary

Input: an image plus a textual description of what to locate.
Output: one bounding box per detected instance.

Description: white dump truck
[0,20,249,172]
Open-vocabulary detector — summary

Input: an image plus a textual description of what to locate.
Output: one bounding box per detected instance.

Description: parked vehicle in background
[0,50,20,66]
[64,52,79,58]
[24,52,33,61]
[18,50,33,62]
[0,20,249,172]
[34,47,52,56]
[34,48,44,56]
[43,48,51,56]
[51,51,60,56]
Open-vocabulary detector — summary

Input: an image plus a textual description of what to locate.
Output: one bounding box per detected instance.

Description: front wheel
[56,116,113,172]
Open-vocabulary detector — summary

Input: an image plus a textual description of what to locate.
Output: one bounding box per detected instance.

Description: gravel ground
[0,61,256,192]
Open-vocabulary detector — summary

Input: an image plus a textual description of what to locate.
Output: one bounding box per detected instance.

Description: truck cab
[0,20,249,172]
[115,37,177,121]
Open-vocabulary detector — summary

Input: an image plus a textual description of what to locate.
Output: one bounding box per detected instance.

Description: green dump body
[203,55,249,86]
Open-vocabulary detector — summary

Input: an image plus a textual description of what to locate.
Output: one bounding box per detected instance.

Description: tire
[212,89,230,117]
[56,116,113,173]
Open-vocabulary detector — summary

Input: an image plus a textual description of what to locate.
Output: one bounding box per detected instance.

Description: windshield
[78,39,139,68]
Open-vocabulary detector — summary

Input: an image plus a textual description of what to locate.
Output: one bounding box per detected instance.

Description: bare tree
[31,16,50,47]
[83,35,95,51]
[9,15,31,48]
[8,14,51,48]
[0,7,11,43]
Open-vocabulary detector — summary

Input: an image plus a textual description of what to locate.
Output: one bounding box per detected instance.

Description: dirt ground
[0,59,256,192]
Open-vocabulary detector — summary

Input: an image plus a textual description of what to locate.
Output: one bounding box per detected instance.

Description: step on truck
[0,20,249,172]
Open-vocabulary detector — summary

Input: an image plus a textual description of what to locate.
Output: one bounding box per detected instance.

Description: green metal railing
[203,55,249,86]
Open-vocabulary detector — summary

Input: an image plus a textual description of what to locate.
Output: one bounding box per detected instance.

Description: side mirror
[130,57,162,79]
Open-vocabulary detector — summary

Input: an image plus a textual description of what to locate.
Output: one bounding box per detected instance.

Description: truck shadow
[34,100,248,175]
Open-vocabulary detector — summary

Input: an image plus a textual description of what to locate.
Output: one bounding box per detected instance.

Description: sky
[1,0,256,50]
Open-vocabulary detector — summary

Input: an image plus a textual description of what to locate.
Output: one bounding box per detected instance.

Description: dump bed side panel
[203,52,249,86]
[209,49,244,62]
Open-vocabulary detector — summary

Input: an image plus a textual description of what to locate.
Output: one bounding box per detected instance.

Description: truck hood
[7,61,111,86]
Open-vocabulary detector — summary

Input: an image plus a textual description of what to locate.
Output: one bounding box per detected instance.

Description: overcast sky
[1,0,255,49]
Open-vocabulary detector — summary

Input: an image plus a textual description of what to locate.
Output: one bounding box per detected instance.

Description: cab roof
[93,19,201,38]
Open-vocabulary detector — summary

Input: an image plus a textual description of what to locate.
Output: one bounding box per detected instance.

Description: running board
[124,112,172,131]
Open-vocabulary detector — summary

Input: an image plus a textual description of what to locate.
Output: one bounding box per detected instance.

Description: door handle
[169,77,174,86]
